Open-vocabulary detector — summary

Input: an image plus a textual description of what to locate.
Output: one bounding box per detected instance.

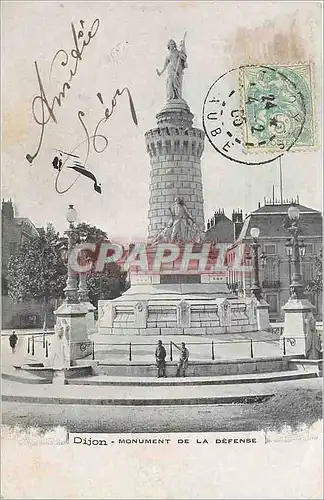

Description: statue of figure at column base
[153,197,202,244]
[305,312,322,360]
[51,320,70,369]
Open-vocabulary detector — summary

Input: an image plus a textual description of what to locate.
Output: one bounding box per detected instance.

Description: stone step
[1,368,51,385]
[3,375,321,406]
[67,370,317,387]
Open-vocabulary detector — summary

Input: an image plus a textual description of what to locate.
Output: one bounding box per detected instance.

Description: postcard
[1,1,323,499]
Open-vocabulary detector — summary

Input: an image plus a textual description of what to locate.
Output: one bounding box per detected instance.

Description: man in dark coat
[155,340,167,378]
[9,331,18,354]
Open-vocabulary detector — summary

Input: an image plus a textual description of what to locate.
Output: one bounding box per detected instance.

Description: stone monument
[98,36,258,335]
[281,205,321,358]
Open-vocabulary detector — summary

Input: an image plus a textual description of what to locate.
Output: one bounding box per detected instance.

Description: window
[261,257,280,287]
[302,261,314,283]
[265,294,278,313]
[264,244,276,255]
[304,243,313,255]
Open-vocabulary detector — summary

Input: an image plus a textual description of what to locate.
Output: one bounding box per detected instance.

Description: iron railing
[25,330,319,362]
[25,335,282,362]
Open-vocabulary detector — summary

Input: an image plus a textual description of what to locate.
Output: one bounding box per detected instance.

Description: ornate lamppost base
[255,298,271,331]
[54,302,93,363]
[281,297,315,356]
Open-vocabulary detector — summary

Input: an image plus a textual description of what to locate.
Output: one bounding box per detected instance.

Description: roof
[237,203,322,241]
[252,203,320,215]
[14,217,39,236]
[204,214,234,243]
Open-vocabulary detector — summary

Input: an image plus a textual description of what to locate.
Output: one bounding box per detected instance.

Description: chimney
[232,209,244,240]
[212,209,225,226]
[2,200,14,219]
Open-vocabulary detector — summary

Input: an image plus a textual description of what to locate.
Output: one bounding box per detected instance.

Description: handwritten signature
[26,19,100,165]
[26,18,139,195]
[54,87,138,194]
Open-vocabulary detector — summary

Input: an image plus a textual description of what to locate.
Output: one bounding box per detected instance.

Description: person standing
[155,340,167,378]
[156,34,188,101]
[173,341,190,377]
[9,331,18,354]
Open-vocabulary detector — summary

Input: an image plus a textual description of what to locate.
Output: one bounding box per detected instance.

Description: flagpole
[279,156,283,204]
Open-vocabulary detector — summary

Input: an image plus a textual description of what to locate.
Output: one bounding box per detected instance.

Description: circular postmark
[202,65,307,166]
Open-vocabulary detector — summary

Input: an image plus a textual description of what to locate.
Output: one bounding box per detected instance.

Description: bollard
[170,341,173,361]
[211,340,215,360]
[283,337,286,356]
[129,342,132,362]
[32,336,35,356]
[92,341,95,360]
[43,333,46,348]
[45,340,49,358]
[250,339,254,359]
[27,337,30,354]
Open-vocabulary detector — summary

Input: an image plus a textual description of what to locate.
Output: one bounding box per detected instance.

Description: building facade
[226,198,323,321]
[1,200,55,329]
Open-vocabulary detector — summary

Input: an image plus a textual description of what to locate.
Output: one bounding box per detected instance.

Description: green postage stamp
[240,63,316,153]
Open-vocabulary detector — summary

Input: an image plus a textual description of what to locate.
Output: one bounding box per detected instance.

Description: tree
[65,222,130,307]
[306,249,323,294]
[72,222,108,244]
[87,262,129,306]
[7,223,67,329]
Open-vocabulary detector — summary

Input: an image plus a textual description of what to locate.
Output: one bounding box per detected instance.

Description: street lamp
[285,238,293,288]
[64,205,78,303]
[78,231,90,303]
[285,205,306,299]
[299,240,306,258]
[250,227,262,300]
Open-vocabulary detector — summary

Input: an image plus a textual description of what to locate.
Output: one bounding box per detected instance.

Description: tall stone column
[145,99,205,241]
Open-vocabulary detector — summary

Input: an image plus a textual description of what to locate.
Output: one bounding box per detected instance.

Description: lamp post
[248,227,271,331]
[285,205,306,299]
[77,230,97,335]
[64,205,78,303]
[78,231,90,303]
[281,205,316,358]
[285,238,293,289]
[250,227,262,300]
[53,205,93,371]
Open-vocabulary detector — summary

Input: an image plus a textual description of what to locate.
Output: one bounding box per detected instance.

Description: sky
[2,1,322,242]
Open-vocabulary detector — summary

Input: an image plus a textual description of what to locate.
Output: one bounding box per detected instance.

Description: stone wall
[95,356,289,378]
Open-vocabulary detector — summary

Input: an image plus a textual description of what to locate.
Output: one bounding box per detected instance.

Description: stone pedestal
[256,298,271,331]
[98,96,262,336]
[281,298,315,356]
[80,300,97,335]
[54,302,93,362]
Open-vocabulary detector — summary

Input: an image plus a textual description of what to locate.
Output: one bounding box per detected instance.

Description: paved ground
[1,401,269,433]
[1,376,276,404]
[2,378,321,433]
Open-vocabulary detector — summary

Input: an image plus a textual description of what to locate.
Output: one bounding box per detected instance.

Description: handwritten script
[26,19,100,164]
[26,18,138,194]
